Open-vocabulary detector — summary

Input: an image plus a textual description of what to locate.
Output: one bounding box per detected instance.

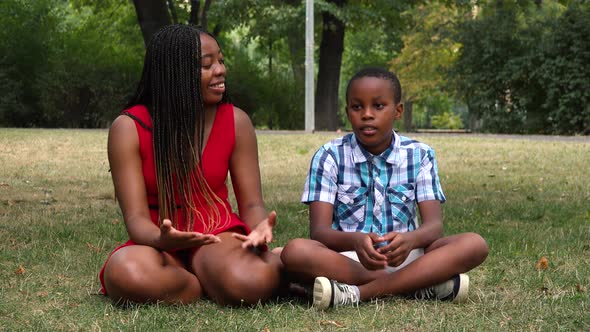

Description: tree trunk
[190,0,200,25]
[190,0,214,32]
[132,0,171,46]
[284,0,305,85]
[403,99,413,132]
[315,0,346,131]
[201,0,213,31]
[167,0,178,24]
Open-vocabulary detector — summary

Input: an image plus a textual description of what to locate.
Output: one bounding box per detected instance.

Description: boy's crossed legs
[280,232,488,308]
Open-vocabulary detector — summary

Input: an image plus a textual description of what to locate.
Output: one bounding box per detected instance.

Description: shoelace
[334,283,359,305]
[414,286,436,300]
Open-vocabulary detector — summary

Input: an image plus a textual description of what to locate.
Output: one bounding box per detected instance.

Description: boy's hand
[158,219,221,250]
[354,233,388,270]
[376,232,415,267]
[233,211,277,249]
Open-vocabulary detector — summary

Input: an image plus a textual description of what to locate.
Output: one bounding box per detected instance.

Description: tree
[451,0,589,134]
[390,3,465,131]
[314,0,346,131]
[314,0,417,130]
[131,0,220,46]
[537,3,590,134]
[0,0,144,127]
[132,0,171,46]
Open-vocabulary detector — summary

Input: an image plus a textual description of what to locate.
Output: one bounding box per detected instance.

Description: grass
[0,128,589,331]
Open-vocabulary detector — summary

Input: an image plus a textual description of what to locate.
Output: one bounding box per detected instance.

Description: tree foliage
[0,0,143,127]
[1,0,588,134]
[451,0,590,134]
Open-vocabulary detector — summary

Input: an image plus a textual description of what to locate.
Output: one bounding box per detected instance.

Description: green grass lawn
[1,129,589,331]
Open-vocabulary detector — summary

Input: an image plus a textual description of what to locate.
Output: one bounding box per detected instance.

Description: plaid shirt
[302,131,445,238]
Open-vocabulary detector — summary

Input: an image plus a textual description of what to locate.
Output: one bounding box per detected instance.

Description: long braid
[128,24,231,233]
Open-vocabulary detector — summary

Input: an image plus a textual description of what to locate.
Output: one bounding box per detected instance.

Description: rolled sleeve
[302,147,338,204]
[415,148,446,203]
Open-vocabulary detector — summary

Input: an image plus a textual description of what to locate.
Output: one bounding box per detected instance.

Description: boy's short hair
[345,67,402,105]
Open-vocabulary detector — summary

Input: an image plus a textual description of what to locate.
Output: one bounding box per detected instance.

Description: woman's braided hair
[127,24,230,233]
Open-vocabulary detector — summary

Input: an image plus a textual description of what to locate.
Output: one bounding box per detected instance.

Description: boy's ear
[394,102,404,120]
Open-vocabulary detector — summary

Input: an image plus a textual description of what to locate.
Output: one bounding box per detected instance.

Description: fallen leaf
[36,291,48,297]
[111,219,120,225]
[263,328,270,332]
[536,256,549,270]
[0,182,9,187]
[15,265,26,275]
[576,284,587,293]
[320,320,345,328]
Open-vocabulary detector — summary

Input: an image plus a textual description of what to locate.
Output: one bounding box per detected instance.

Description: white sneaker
[413,274,469,303]
[313,277,360,309]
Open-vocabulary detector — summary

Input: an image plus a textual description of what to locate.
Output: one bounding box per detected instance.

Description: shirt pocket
[387,184,416,225]
[335,185,367,228]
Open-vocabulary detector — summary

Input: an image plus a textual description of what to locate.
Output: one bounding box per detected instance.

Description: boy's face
[346,77,403,155]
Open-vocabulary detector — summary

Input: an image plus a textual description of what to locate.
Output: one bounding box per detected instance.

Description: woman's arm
[108,115,160,246]
[229,107,275,247]
[108,116,219,250]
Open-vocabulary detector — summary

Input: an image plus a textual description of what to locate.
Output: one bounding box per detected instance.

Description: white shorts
[340,248,424,273]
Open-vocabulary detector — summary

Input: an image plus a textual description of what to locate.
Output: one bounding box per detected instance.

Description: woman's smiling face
[199,33,226,106]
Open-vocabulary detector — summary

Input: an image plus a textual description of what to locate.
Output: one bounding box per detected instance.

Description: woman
[99,24,283,306]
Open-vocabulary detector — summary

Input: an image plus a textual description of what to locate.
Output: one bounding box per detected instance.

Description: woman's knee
[104,251,200,304]
[104,258,153,302]
[214,258,281,305]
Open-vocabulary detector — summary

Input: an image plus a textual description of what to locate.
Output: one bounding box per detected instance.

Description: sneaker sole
[312,277,333,309]
[453,274,470,303]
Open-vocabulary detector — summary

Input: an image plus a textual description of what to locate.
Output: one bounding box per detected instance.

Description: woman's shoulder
[229,104,253,129]
[110,114,136,133]
[109,104,150,140]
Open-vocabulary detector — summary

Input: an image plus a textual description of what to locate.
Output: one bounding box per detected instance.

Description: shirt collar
[351,131,400,165]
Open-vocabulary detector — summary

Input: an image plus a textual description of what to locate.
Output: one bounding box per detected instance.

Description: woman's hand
[232,211,277,249]
[376,232,416,267]
[354,233,387,270]
[157,219,221,251]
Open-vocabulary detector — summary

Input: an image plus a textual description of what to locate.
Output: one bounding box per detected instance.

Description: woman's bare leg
[103,245,202,304]
[191,232,282,306]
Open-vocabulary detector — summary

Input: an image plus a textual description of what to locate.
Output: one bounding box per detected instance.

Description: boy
[280,67,489,309]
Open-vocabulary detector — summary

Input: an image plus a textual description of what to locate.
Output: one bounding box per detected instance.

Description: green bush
[0,0,143,127]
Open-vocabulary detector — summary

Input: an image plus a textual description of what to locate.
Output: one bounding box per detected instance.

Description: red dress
[99,103,251,294]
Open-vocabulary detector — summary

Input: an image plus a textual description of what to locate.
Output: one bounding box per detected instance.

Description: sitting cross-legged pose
[280,67,489,309]
[99,24,283,306]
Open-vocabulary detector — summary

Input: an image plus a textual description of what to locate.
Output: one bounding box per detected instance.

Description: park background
[1,0,589,331]
[1,0,589,134]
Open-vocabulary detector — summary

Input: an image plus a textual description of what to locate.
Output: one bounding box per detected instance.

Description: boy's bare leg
[280,238,390,285]
[103,245,202,304]
[357,232,488,300]
[281,233,488,301]
[191,232,283,306]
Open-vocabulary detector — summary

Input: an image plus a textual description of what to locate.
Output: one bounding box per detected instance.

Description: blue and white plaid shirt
[302,131,446,238]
